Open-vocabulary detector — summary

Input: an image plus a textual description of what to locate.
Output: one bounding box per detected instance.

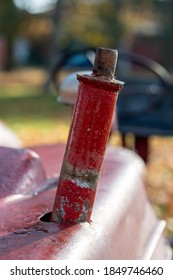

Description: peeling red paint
[51,48,124,223]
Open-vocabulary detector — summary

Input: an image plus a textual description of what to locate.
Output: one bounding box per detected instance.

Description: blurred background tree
[0,0,173,71]
[0,0,21,69]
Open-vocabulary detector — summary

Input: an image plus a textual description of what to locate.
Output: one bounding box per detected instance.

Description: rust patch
[60,162,99,190]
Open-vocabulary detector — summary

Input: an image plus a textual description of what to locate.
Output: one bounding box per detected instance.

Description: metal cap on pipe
[92,47,118,80]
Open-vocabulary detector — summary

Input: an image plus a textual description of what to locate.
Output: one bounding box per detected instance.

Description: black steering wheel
[116,50,173,119]
[50,48,173,134]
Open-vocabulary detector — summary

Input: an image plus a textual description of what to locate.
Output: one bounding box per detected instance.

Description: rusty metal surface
[51,48,124,223]
[51,79,120,223]
[92,47,117,79]
[0,144,171,259]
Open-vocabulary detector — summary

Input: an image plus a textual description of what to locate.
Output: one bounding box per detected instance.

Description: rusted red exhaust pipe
[51,47,124,223]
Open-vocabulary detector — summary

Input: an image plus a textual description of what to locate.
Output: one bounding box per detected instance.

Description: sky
[13,0,57,14]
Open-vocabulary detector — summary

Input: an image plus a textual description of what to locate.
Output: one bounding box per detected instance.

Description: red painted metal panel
[0,146,46,198]
[0,144,171,259]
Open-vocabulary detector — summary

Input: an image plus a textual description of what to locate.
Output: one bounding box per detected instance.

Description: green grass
[0,85,72,146]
